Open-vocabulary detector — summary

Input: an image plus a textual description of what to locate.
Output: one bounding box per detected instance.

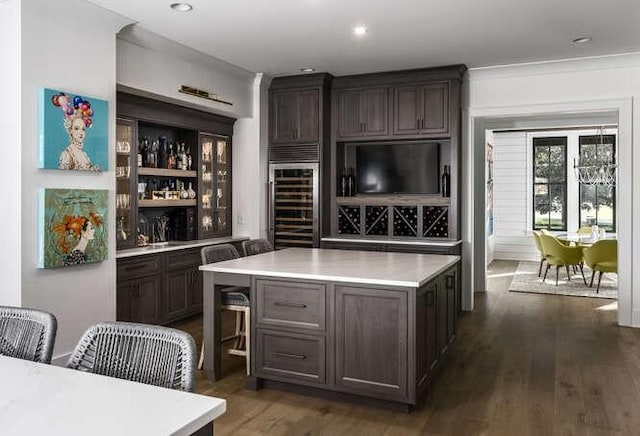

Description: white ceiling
[89,0,640,76]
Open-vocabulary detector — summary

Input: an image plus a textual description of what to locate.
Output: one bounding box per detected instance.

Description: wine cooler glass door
[269,164,319,249]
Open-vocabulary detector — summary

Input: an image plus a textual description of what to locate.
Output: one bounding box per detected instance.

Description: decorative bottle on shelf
[442,165,451,198]
[168,143,176,169]
[186,147,193,170]
[347,167,356,197]
[158,135,167,169]
[137,139,143,167]
[180,180,189,199]
[187,182,196,199]
[175,144,183,170]
[180,143,188,171]
[340,167,348,197]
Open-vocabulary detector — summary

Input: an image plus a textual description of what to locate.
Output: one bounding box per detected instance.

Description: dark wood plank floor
[173,260,640,435]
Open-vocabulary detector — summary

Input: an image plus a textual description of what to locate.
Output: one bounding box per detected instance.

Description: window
[533,137,567,230]
[578,134,616,231]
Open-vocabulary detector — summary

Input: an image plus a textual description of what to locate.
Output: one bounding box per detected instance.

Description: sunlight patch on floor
[595,301,618,311]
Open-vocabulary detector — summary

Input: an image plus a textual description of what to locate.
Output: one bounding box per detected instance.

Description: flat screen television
[356,142,440,194]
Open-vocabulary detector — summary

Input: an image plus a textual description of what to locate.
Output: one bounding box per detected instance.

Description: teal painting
[39,88,108,171]
[39,189,108,269]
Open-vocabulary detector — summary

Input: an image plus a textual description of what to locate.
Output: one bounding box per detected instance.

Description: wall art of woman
[39,88,108,171]
[40,188,108,269]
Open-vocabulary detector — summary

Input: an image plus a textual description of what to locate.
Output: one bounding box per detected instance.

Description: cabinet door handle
[446,275,454,290]
[274,351,306,360]
[274,301,307,309]
[426,290,435,307]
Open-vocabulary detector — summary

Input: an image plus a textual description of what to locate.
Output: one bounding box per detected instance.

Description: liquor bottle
[180,143,188,171]
[347,167,356,197]
[442,165,451,198]
[137,138,144,167]
[176,143,183,170]
[340,167,348,197]
[158,136,167,169]
[186,146,193,171]
[167,143,176,169]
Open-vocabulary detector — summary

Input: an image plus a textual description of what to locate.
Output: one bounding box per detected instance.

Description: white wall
[485,130,495,266]
[492,131,534,261]
[116,26,254,120]
[464,52,640,326]
[0,0,21,306]
[20,0,131,359]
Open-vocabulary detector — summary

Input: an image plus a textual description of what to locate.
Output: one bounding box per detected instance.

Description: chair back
[540,228,552,235]
[0,306,57,364]
[201,243,240,265]
[67,322,196,392]
[539,234,583,265]
[577,226,592,236]
[243,239,274,256]
[582,239,617,269]
[532,231,545,257]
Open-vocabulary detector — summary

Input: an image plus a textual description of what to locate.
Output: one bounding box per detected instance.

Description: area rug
[508,261,617,299]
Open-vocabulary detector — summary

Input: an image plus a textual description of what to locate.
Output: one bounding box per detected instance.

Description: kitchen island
[200,248,461,411]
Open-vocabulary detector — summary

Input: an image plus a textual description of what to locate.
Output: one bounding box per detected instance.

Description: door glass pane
[116,121,133,246]
[216,138,228,232]
[200,135,214,234]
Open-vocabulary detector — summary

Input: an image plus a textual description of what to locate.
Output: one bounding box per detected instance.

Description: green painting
[39,189,108,269]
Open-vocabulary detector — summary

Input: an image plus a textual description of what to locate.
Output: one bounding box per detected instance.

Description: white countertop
[321,237,462,247]
[0,355,226,436]
[200,248,460,288]
[117,236,250,258]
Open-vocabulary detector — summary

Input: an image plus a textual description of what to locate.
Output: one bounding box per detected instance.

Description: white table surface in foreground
[200,248,460,288]
[0,355,226,436]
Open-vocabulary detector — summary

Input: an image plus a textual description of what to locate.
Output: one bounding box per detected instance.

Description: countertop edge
[116,236,250,258]
[201,255,461,288]
[321,237,462,247]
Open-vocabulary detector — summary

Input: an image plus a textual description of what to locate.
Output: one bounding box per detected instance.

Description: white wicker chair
[67,322,196,392]
[0,305,57,364]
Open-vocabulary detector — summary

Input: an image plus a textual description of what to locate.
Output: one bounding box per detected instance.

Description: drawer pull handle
[126,264,150,271]
[275,351,306,360]
[274,301,307,309]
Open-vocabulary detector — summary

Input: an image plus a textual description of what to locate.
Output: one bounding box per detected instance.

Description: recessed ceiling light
[572,36,592,44]
[170,3,193,12]
[354,26,368,37]
[300,67,315,73]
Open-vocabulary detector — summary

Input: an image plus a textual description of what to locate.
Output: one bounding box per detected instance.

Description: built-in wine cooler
[269,163,319,249]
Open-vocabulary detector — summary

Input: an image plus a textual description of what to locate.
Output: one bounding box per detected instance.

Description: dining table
[0,355,226,436]
[556,232,617,245]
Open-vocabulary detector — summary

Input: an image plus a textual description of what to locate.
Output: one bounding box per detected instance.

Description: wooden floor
[173,260,640,435]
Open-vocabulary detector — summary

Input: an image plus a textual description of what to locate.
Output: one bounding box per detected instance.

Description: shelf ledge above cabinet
[138,168,198,178]
[138,199,197,207]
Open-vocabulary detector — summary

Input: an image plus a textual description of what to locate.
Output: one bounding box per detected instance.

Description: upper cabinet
[269,73,333,163]
[271,88,320,144]
[393,82,449,137]
[336,87,389,139]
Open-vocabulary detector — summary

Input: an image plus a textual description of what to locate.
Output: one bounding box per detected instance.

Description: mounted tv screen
[356,142,440,194]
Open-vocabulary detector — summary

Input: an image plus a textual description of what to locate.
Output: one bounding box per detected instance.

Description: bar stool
[242,239,274,256]
[199,244,250,375]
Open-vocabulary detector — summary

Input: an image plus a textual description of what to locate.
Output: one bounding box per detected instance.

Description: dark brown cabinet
[416,280,438,393]
[336,87,389,139]
[271,89,320,143]
[335,286,408,401]
[393,82,449,137]
[117,275,162,325]
[163,269,191,323]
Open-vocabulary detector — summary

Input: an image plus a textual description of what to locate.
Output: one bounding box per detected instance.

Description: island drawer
[165,247,201,271]
[255,280,326,331]
[256,329,326,384]
[117,255,162,280]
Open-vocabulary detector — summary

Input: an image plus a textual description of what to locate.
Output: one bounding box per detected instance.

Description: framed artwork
[39,188,108,269]
[39,88,108,171]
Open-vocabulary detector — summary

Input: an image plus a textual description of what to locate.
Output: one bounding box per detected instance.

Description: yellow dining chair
[532,231,548,277]
[539,234,586,286]
[577,226,592,236]
[582,239,617,293]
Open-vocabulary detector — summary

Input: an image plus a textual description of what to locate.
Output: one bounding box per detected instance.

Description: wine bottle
[158,135,167,169]
[180,143,188,171]
[168,143,176,169]
[340,168,348,197]
[186,146,193,171]
[442,165,451,198]
[347,167,356,197]
[137,138,144,167]
[176,143,183,170]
